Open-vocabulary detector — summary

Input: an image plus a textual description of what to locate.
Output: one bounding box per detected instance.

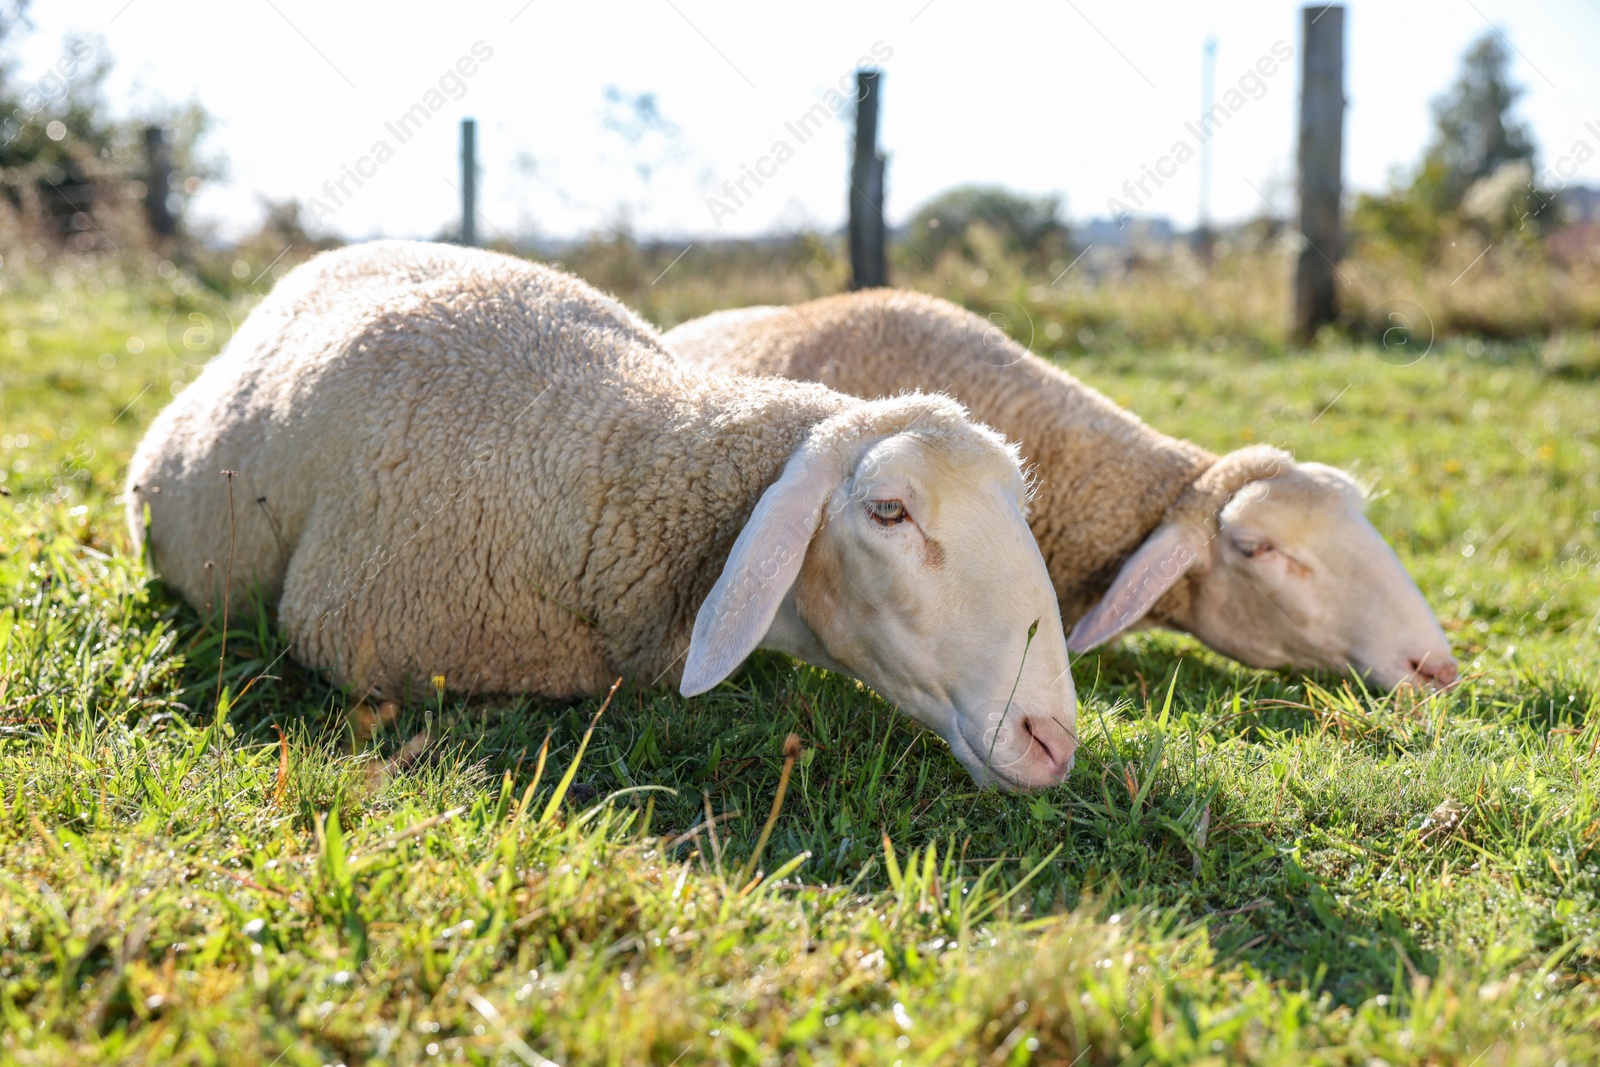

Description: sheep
[125,242,1077,790]
[665,289,1459,691]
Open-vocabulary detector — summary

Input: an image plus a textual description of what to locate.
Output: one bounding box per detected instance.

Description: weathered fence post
[460,118,477,247]
[1294,4,1345,341]
[1195,37,1217,265]
[849,69,886,289]
[142,125,174,238]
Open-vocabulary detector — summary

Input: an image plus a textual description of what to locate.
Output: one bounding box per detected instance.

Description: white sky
[15,0,1600,241]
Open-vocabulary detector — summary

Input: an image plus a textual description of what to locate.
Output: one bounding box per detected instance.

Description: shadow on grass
[158,588,1587,1011]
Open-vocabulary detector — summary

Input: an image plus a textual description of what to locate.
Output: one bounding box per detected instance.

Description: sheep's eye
[1234,540,1273,559]
[867,499,908,525]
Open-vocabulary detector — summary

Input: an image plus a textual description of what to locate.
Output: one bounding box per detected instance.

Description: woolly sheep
[125,242,1077,789]
[665,290,1459,690]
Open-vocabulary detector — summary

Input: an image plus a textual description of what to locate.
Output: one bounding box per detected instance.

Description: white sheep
[126,242,1077,789]
[666,289,1459,690]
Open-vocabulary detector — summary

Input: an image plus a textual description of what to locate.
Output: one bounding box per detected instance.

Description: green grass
[2,260,1599,1065]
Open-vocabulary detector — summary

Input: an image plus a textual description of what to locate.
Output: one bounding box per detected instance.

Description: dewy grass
[1,267,1599,1064]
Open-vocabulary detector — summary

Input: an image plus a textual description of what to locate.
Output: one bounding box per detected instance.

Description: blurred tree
[0,5,220,251]
[0,0,27,57]
[1423,33,1535,213]
[906,184,1070,267]
[1352,31,1544,258]
[0,0,35,140]
[598,86,689,230]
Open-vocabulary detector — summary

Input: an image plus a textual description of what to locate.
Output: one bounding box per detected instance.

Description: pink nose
[1409,655,1460,688]
[1020,715,1076,780]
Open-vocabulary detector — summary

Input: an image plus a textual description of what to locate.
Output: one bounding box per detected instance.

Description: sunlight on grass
[2,264,1598,1063]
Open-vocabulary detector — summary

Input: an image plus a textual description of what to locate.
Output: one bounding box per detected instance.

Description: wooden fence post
[461,118,477,247]
[849,70,886,289]
[142,125,175,238]
[1294,5,1345,340]
[1195,37,1217,265]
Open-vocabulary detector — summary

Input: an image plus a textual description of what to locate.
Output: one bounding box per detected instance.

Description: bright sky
[16,0,1600,241]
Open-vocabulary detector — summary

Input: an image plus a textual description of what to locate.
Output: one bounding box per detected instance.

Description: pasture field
[2,262,1599,1065]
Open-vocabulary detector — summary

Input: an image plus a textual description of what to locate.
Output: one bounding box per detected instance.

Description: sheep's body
[127,243,945,697]
[666,291,1216,626]
[668,290,1460,691]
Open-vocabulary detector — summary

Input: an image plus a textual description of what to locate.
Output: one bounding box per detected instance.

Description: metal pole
[461,118,477,247]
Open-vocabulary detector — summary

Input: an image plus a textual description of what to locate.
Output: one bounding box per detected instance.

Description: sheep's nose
[1410,655,1460,689]
[1021,715,1076,779]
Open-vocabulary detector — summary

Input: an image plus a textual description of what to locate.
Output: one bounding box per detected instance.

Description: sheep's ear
[1067,523,1206,653]
[681,447,839,696]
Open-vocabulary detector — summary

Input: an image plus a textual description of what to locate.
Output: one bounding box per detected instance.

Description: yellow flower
[431,674,446,695]
[1443,459,1462,474]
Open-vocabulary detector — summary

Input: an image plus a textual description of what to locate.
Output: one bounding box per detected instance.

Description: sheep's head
[1068,446,1458,692]
[682,395,1077,791]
